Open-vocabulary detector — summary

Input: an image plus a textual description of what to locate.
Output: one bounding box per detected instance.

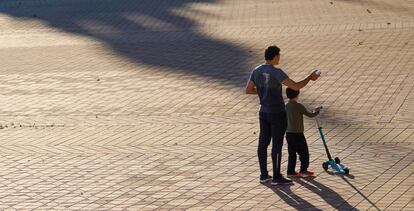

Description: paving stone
[0,0,412,210]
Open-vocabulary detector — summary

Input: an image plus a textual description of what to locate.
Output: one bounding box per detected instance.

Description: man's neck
[290,98,298,102]
[265,60,273,65]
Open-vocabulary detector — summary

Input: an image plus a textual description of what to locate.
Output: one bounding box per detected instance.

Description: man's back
[250,64,288,113]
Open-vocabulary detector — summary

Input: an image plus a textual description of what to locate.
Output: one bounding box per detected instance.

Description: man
[246,45,319,185]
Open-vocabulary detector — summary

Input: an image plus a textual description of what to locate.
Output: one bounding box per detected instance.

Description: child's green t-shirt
[286,100,319,133]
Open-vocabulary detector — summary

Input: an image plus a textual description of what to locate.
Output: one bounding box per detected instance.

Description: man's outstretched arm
[245,80,257,94]
[282,70,319,91]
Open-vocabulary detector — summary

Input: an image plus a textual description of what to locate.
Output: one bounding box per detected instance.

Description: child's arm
[300,104,320,118]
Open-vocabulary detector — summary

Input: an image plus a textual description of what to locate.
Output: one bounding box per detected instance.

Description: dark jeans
[286,133,309,173]
[258,111,287,179]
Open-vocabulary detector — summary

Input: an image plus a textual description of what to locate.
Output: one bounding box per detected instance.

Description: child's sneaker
[260,175,272,183]
[299,171,314,177]
[271,177,294,186]
[287,172,301,178]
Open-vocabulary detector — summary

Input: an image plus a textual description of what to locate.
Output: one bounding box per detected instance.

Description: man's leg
[258,112,272,178]
[270,112,287,179]
[286,133,298,174]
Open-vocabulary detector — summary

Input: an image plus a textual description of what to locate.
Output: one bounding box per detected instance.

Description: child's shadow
[295,176,357,210]
[262,175,357,210]
[261,183,323,210]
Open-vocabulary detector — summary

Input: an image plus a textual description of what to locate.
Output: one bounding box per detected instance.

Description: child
[285,88,321,177]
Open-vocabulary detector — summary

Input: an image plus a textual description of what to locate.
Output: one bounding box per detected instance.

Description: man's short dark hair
[286,88,299,99]
[265,45,280,60]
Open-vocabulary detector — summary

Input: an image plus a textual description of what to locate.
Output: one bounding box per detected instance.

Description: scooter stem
[315,118,321,129]
[315,112,333,161]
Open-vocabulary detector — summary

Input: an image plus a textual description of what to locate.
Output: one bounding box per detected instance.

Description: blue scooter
[315,111,349,175]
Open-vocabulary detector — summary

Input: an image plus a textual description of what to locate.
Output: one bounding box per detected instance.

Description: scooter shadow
[323,172,381,210]
[326,171,356,179]
[293,176,357,210]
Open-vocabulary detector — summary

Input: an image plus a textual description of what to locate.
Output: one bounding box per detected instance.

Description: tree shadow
[0,0,250,86]
[261,183,323,210]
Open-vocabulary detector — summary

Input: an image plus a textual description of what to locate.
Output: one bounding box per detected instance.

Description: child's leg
[286,133,298,174]
[297,133,310,172]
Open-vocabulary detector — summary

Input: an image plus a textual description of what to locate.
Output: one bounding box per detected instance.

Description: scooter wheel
[344,168,349,175]
[334,157,341,164]
[322,162,329,171]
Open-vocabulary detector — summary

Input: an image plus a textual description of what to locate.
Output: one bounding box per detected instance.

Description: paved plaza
[0,0,413,210]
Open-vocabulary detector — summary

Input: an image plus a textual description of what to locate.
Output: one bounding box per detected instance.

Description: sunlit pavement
[0,0,412,210]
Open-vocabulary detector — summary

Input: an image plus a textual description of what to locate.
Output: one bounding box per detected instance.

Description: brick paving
[0,0,413,210]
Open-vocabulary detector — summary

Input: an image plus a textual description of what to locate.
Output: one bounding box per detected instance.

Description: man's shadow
[261,183,323,210]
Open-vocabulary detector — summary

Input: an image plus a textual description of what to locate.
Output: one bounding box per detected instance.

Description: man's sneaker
[260,175,272,183]
[299,171,314,177]
[287,172,301,178]
[271,177,293,186]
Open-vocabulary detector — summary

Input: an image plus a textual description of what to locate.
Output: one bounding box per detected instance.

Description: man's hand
[309,70,321,81]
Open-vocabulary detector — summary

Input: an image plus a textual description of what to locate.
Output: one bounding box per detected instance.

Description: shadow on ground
[262,182,322,210]
[0,0,250,86]
[295,177,356,210]
[262,176,357,210]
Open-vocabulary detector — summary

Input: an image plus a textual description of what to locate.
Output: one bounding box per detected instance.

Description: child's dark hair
[286,88,300,99]
[265,45,280,60]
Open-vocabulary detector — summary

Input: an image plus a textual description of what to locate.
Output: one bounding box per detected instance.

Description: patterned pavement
[0,0,413,210]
